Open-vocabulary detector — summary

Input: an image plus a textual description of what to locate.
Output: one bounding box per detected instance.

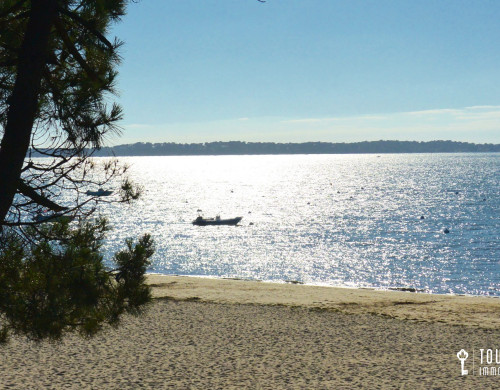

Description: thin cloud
[282,106,500,124]
[405,106,500,120]
[404,108,461,117]
[119,106,500,144]
[464,105,500,110]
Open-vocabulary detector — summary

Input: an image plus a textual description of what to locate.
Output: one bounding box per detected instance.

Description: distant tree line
[66,140,500,157]
[29,140,500,158]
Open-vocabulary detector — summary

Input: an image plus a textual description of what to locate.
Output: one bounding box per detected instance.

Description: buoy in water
[420,215,425,220]
[443,228,450,234]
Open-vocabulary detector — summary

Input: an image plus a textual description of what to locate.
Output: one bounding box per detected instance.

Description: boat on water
[192,215,242,226]
[86,188,113,197]
[34,212,73,223]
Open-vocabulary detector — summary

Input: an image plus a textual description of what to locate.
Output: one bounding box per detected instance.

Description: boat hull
[86,190,113,196]
[192,217,242,226]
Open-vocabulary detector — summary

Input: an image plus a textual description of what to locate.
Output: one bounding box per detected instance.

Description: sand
[1,275,499,389]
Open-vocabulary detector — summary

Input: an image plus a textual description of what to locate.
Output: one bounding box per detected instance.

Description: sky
[109,0,500,145]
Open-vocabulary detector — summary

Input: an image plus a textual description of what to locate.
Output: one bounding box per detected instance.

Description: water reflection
[80,153,499,296]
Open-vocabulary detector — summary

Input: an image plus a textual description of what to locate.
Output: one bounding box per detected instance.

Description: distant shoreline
[30,140,500,157]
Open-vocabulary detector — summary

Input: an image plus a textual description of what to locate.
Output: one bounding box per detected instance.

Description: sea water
[88,154,499,296]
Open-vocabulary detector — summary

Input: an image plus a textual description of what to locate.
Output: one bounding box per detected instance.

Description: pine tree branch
[17,180,68,212]
[53,17,102,84]
[57,7,114,50]
[0,0,28,19]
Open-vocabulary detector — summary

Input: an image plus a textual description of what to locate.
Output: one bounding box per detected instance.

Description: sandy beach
[1,275,499,389]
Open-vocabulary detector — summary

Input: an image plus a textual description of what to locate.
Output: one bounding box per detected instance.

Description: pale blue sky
[110,0,500,144]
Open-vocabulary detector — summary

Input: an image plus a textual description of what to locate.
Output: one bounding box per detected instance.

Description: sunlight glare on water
[94,154,499,296]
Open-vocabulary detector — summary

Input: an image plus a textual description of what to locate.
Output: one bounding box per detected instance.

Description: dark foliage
[0,1,154,343]
[0,220,154,342]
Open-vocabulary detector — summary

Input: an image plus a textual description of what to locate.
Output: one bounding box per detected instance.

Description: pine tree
[0,0,153,343]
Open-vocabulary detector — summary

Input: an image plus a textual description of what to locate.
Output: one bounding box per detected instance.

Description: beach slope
[0,275,498,389]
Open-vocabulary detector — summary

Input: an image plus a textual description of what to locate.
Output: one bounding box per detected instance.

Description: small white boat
[86,188,113,197]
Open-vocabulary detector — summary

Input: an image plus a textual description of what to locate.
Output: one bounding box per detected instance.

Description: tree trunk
[0,0,58,225]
